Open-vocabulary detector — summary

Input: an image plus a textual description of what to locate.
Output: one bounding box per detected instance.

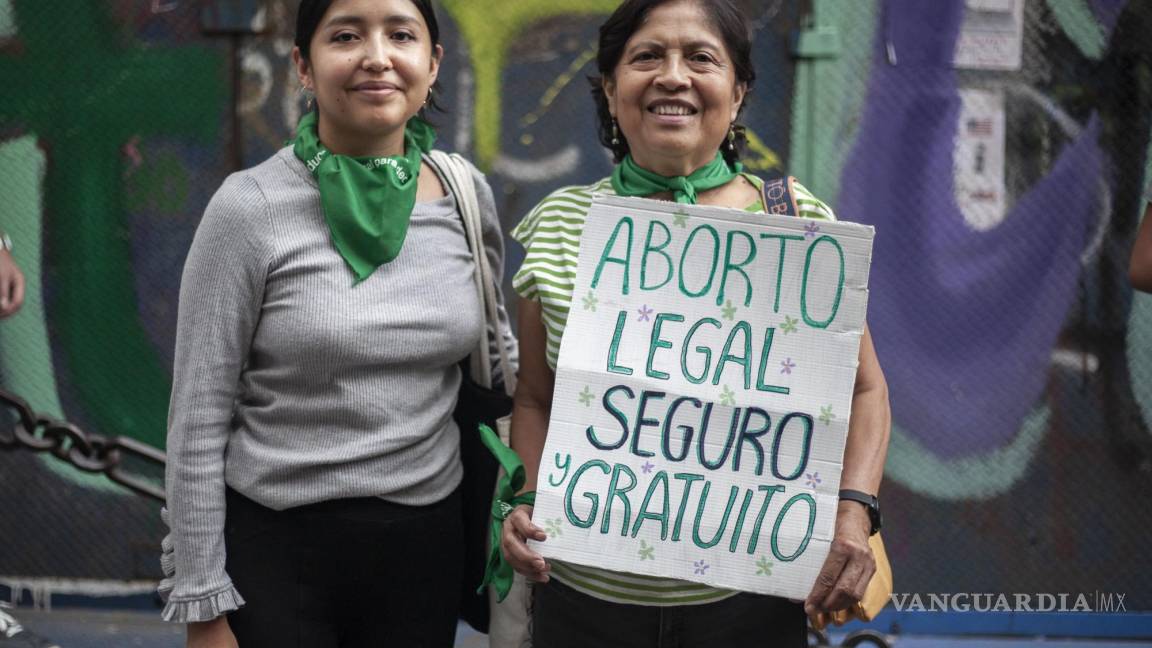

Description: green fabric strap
[292,111,436,282]
[610,151,742,204]
[478,423,536,601]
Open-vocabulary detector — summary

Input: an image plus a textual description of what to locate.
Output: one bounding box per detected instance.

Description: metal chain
[0,387,166,502]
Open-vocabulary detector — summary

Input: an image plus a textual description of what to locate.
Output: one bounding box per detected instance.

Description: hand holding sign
[804,500,875,615]
[501,504,551,582]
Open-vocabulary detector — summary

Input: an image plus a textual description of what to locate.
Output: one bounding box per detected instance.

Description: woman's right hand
[501,504,551,582]
[187,617,238,648]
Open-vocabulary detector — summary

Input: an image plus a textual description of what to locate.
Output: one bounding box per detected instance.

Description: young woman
[159,1,513,646]
[502,1,891,646]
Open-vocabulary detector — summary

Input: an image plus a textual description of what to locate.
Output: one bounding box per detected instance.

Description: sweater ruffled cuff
[158,506,245,623]
[158,585,245,623]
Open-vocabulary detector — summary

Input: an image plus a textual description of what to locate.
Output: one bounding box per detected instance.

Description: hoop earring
[727,124,736,152]
[611,119,620,147]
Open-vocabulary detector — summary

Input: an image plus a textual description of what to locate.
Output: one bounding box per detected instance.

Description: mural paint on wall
[803,0,1152,610]
[837,0,1103,494]
[109,0,204,45]
[437,0,620,170]
[124,138,224,375]
[886,408,1049,501]
[790,0,879,207]
[0,137,59,417]
[0,0,225,450]
[230,0,298,158]
[1126,292,1152,439]
[0,0,15,39]
[485,3,796,205]
[0,136,119,491]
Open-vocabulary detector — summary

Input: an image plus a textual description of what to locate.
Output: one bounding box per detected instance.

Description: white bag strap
[427,150,516,397]
[427,151,490,387]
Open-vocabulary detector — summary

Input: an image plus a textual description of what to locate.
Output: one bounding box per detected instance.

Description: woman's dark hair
[590,0,755,165]
[295,0,444,114]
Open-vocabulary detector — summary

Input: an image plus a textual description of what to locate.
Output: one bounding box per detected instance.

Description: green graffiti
[790,0,879,202]
[0,0,15,38]
[438,2,792,171]
[126,151,190,216]
[1126,291,1152,437]
[0,0,224,450]
[885,407,1049,501]
[517,44,598,142]
[741,129,783,173]
[438,0,619,169]
[0,137,112,492]
[1044,0,1107,61]
[0,138,55,416]
[0,136,119,491]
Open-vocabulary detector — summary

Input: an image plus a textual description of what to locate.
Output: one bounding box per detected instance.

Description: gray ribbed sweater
[158,147,515,623]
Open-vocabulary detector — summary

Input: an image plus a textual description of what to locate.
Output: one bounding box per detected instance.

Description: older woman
[502,0,890,645]
[160,1,513,646]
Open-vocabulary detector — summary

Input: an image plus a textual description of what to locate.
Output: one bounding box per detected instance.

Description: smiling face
[603,0,746,176]
[293,0,441,157]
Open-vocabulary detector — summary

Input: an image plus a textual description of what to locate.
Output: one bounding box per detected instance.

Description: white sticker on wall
[954,0,1024,71]
[955,88,1008,231]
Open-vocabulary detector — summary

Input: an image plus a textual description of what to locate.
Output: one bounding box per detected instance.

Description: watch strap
[839,488,882,535]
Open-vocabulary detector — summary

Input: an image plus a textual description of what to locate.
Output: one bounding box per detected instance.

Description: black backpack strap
[757,173,801,217]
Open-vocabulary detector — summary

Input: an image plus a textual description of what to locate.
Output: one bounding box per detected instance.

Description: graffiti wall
[1,0,1151,624]
[819,0,1152,613]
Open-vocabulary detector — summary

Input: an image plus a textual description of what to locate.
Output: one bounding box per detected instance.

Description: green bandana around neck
[292,110,436,282]
[611,151,742,204]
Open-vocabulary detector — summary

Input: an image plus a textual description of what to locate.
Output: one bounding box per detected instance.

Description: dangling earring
[727,124,737,152]
[611,118,620,147]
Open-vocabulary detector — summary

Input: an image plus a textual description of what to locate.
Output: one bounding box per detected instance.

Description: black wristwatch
[838,489,882,535]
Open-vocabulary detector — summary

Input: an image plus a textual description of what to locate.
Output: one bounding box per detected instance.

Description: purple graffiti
[837,0,1102,458]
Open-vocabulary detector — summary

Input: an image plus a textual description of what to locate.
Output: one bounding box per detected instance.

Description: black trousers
[533,578,807,648]
[224,486,463,648]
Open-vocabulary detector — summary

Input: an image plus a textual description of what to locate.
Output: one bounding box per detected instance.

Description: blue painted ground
[6,610,486,648]
[6,608,1151,648]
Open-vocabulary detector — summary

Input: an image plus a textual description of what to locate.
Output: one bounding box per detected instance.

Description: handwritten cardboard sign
[529,193,875,599]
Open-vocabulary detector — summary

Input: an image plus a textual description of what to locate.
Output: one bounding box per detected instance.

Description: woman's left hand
[803,500,876,616]
[0,249,24,319]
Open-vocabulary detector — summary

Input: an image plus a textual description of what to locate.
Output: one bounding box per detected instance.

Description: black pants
[224,486,463,648]
[532,578,806,648]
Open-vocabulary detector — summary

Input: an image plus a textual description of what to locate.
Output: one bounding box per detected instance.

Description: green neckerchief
[477,423,536,601]
[611,151,742,204]
[292,110,436,282]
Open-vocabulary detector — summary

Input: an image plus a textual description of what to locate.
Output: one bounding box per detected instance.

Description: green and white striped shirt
[510,174,836,606]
